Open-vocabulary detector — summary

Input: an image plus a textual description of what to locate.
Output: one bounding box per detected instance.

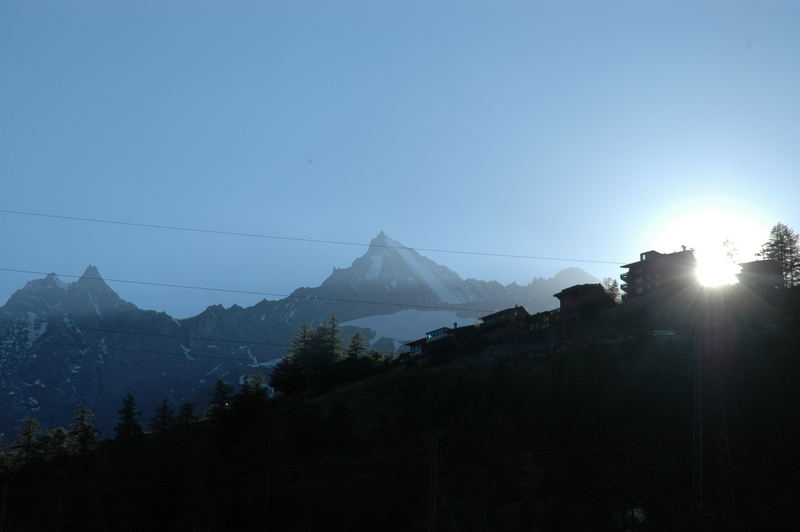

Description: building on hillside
[403,322,481,363]
[406,337,426,356]
[426,326,454,340]
[620,249,697,298]
[478,305,532,344]
[737,260,782,290]
[529,310,557,330]
[403,325,456,356]
[554,283,614,316]
[479,306,530,328]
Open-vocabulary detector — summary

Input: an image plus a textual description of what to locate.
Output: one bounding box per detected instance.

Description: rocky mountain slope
[0,233,596,436]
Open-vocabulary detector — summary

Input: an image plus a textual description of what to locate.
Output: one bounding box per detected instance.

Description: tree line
[0,375,274,470]
[268,314,393,395]
[0,315,391,471]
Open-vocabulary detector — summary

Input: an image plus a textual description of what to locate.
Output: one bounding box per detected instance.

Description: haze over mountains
[0,232,596,436]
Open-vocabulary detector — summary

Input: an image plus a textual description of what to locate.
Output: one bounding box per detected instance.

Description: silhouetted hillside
[2,286,799,531]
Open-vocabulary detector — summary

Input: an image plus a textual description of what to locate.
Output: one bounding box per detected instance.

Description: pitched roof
[480,306,530,322]
[554,283,606,299]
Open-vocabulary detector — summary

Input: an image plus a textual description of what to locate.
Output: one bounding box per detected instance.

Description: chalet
[620,249,697,298]
[554,283,613,316]
[737,260,782,290]
[404,322,481,362]
[404,325,455,355]
[479,306,530,328]
[406,337,426,356]
[426,326,454,340]
[529,310,557,331]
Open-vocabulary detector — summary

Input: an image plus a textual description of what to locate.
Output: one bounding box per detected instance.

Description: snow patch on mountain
[205,363,223,376]
[87,292,102,316]
[365,254,384,280]
[180,344,194,361]
[373,233,465,304]
[25,313,48,344]
[342,309,480,344]
[394,246,463,303]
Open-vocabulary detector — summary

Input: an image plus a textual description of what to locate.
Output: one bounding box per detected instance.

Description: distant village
[400,249,783,364]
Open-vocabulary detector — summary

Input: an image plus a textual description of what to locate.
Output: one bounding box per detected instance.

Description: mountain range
[0,232,596,436]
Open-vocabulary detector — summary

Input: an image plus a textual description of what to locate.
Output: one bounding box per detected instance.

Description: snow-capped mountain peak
[368,230,405,249]
[317,233,470,305]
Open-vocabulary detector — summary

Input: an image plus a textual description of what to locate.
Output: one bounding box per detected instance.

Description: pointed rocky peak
[78,265,103,282]
[74,265,115,295]
[316,231,471,305]
[1,272,73,314]
[68,265,131,316]
[44,273,69,290]
[551,267,598,285]
[368,230,403,250]
[74,265,117,294]
[1,266,135,320]
[370,230,386,245]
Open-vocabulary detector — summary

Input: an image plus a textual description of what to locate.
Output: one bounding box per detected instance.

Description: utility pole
[427,433,439,532]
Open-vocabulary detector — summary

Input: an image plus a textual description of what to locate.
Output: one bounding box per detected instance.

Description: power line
[0,208,625,265]
[0,266,500,313]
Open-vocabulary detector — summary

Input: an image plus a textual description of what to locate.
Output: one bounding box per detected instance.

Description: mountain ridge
[0,232,597,435]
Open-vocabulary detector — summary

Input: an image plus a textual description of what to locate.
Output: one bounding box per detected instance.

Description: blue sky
[2,1,799,317]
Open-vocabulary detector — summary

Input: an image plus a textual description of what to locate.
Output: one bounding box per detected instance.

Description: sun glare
[695,251,740,287]
[654,209,767,288]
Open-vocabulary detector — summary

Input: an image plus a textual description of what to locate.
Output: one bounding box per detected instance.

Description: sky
[1,0,799,318]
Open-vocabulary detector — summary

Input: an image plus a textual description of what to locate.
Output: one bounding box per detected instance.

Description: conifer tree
[290,324,313,361]
[207,379,234,418]
[11,418,40,463]
[233,373,270,413]
[602,277,622,304]
[305,315,342,370]
[177,402,198,424]
[0,438,10,472]
[114,393,143,440]
[270,319,347,395]
[69,404,99,454]
[321,314,343,362]
[240,373,267,396]
[269,354,303,395]
[290,323,317,391]
[759,222,800,287]
[346,331,367,358]
[37,427,70,460]
[150,399,176,433]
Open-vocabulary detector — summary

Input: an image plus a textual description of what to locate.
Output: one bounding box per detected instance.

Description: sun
[654,209,767,288]
[695,250,740,287]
